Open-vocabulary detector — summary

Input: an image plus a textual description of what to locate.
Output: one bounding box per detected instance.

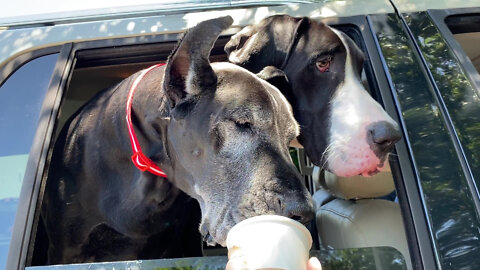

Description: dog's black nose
[367,121,401,154]
[280,197,315,225]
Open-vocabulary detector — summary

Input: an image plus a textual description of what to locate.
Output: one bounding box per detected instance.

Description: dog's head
[162,16,314,246]
[225,15,401,177]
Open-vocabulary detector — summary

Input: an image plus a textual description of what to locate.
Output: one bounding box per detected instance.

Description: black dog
[42,16,314,264]
[225,15,401,177]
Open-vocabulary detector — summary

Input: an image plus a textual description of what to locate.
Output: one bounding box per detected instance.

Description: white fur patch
[327,28,397,177]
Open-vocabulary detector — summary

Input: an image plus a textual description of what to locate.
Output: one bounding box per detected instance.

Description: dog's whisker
[320,145,338,170]
[319,144,332,169]
[319,145,332,162]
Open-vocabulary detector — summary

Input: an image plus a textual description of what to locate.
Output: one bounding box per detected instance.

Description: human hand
[307,257,322,270]
[225,256,322,270]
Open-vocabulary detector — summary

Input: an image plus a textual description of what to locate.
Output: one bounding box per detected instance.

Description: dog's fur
[225,15,401,177]
[42,16,314,264]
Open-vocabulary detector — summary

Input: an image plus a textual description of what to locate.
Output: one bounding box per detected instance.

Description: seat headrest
[318,164,395,200]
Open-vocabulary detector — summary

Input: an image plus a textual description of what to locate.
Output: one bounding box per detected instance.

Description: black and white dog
[225,15,401,177]
[42,16,314,264]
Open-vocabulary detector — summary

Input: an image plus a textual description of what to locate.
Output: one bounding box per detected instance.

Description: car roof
[2,0,480,68]
[0,0,394,26]
[0,0,395,67]
[392,0,480,12]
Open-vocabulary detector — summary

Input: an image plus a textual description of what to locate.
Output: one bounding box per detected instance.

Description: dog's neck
[123,68,197,194]
[96,67,171,175]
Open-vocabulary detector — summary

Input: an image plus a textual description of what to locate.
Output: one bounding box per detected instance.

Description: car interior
[452,32,480,73]
[28,23,412,269]
[453,32,480,71]
[446,14,480,74]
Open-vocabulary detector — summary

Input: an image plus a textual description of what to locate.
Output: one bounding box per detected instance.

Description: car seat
[312,165,412,270]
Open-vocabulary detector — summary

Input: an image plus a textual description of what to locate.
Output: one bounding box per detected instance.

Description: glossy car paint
[405,11,480,268]
[1,0,480,269]
[0,0,394,68]
[370,12,480,269]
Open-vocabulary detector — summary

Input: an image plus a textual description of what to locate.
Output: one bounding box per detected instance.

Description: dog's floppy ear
[225,15,308,73]
[256,66,291,92]
[164,16,233,108]
[256,66,293,101]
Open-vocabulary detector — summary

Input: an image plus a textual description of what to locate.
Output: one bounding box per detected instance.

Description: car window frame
[429,9,480,193]
[0,47,62,86]
[428,8,480,93]
[370,7,480,268]
[427,7,480,208]
[2,44,70,270]
[421,7,480,216]
[408,9,480,267]
[360,13,436,270]
[366,13,442,269]
[316,15,432,270]
[23,33,186,269]
[4,13,432,270]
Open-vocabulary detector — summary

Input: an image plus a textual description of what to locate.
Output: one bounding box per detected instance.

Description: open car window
[21,19,412,270]
[0,5,426,267]
[445,14,480,74]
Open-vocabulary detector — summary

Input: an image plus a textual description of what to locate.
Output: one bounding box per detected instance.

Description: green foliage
[289,147,300,170]
[311,247,407,270]
[154,267,223,270]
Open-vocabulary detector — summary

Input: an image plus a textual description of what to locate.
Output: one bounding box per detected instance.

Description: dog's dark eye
[234,119,252,131]
[316,56,332,72]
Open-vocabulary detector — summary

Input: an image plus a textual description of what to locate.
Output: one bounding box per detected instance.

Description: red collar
[126,63,167,178]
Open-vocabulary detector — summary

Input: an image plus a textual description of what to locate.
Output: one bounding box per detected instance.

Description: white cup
[226,215,312,270]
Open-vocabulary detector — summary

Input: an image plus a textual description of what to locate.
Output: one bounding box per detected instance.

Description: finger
[307,257,322,270]
[225,257,248,270]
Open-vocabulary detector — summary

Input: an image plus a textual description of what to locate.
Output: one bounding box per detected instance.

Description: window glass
[29,24,409,270]
[435,14,480,201]
[0,53,59,270]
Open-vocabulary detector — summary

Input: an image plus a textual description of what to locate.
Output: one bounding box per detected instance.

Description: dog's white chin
[329,162,385,177]
[327,146,386,178]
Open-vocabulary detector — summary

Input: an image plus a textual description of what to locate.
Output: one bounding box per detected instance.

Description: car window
[453,31,480,73]
[27,23,411,270]
[0,53,59,270]
[445,14,480,74]
[411,12,480,201]
[382,11,480,267]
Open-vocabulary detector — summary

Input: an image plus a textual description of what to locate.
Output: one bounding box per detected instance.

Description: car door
[1,1,458,269]
[382,1,480,269]
[0,45,72,270]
